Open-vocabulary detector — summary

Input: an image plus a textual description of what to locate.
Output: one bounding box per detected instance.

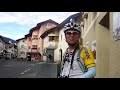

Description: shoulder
[80,45,92,54]
[79,46,94,60]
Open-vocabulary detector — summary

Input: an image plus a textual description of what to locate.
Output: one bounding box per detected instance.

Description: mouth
[69,38,75,41]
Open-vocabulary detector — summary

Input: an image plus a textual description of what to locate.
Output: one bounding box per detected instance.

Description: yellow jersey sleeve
[80,47,96,68]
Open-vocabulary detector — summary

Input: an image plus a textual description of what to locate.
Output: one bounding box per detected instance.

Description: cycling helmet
[64,19,81,33]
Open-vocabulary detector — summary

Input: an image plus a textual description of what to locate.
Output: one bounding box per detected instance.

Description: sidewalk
[18,61,61,78]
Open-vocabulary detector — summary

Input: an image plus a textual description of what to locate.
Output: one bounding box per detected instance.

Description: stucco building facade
[82,12,120,78]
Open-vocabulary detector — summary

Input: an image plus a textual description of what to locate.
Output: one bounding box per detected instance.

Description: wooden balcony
[28,48,39,53]
[44,41,58,49]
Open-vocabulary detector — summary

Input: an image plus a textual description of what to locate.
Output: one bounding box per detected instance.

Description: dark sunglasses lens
[66,32,71,35]
[66,32,78,35]
[73,32,78,35]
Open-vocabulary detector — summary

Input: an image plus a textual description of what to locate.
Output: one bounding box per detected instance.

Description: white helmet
[64,19,81,33]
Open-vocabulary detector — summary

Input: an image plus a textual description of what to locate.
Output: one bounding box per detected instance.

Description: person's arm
[80,47,96,78]
[80,66,96,78]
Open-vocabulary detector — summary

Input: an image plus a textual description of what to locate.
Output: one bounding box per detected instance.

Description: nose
[69,33,74,36]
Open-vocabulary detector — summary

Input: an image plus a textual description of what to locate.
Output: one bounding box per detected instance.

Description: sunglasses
[65,31,79,35]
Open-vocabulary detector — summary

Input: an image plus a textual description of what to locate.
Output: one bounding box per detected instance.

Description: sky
[0,12,79,40]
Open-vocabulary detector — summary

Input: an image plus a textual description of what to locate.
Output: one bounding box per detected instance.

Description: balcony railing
[44,41,58,49]
[28,49,39,53]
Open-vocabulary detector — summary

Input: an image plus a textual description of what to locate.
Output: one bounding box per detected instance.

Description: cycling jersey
[60,45,96,78]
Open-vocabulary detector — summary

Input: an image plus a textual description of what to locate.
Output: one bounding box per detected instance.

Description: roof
[29,26,39,35]
[36,19,59,28]
[0,35,17,44]
[25,33,32,39]
[40,12,82,38]
[27,19,59,38]
[40,27,57,38]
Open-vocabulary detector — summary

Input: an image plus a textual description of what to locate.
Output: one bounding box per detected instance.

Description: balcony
[28,48,39,53]
[44,41,58,49]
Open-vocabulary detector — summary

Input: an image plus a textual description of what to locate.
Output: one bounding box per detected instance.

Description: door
[46,49,54,63]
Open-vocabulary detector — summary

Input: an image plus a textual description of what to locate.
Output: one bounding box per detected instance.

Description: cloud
[1,33,25,40]
[1,34,11,38]
[0,12,79,40]
[0,12,79,28]
[13,34,25,40]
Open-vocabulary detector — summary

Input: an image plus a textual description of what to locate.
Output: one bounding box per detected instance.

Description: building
[24,19,59,61]
[40,12,83,62]
[41,27,59,62]
[16,38,27,59]
[82,12,120,78]
[0,35,6,59]
[0,35,17,59]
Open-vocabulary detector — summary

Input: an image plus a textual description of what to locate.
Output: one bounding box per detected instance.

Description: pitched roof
[28,19,59,37]
[0,35,16,44]
[40,12,82,38]
[36,19,59,28]
[40,27,57,38]
[25,33,32,39]
[29,26,39,35]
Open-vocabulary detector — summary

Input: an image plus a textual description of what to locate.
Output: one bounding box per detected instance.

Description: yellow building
[82,12,120,78]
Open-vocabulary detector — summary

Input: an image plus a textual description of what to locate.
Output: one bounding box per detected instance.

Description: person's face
[65,30,80,45]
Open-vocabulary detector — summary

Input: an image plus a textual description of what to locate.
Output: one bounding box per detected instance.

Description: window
[49,36,55,41]
[32,45,37,49]
[21,45,24,48]
[20,51,25,54]
[45,23,51,30]
[49,36,58,41]
[32,35,38,40]
[61,35,62,41]
[34,54,37,57]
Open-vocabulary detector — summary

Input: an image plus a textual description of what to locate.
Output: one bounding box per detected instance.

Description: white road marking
[20,63,36,75]
[20,72,24,74]
[20,68,31,75]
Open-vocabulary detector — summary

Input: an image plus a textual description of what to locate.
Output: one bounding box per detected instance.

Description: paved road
[0,59,61,78]
[0,59,38,78]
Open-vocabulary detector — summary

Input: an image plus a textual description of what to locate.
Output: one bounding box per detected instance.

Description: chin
[68,42,78,46]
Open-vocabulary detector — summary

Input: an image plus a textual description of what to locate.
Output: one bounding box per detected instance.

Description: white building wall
[17,39,27,59]
[54,28,68,62]
[0,42,4,51]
